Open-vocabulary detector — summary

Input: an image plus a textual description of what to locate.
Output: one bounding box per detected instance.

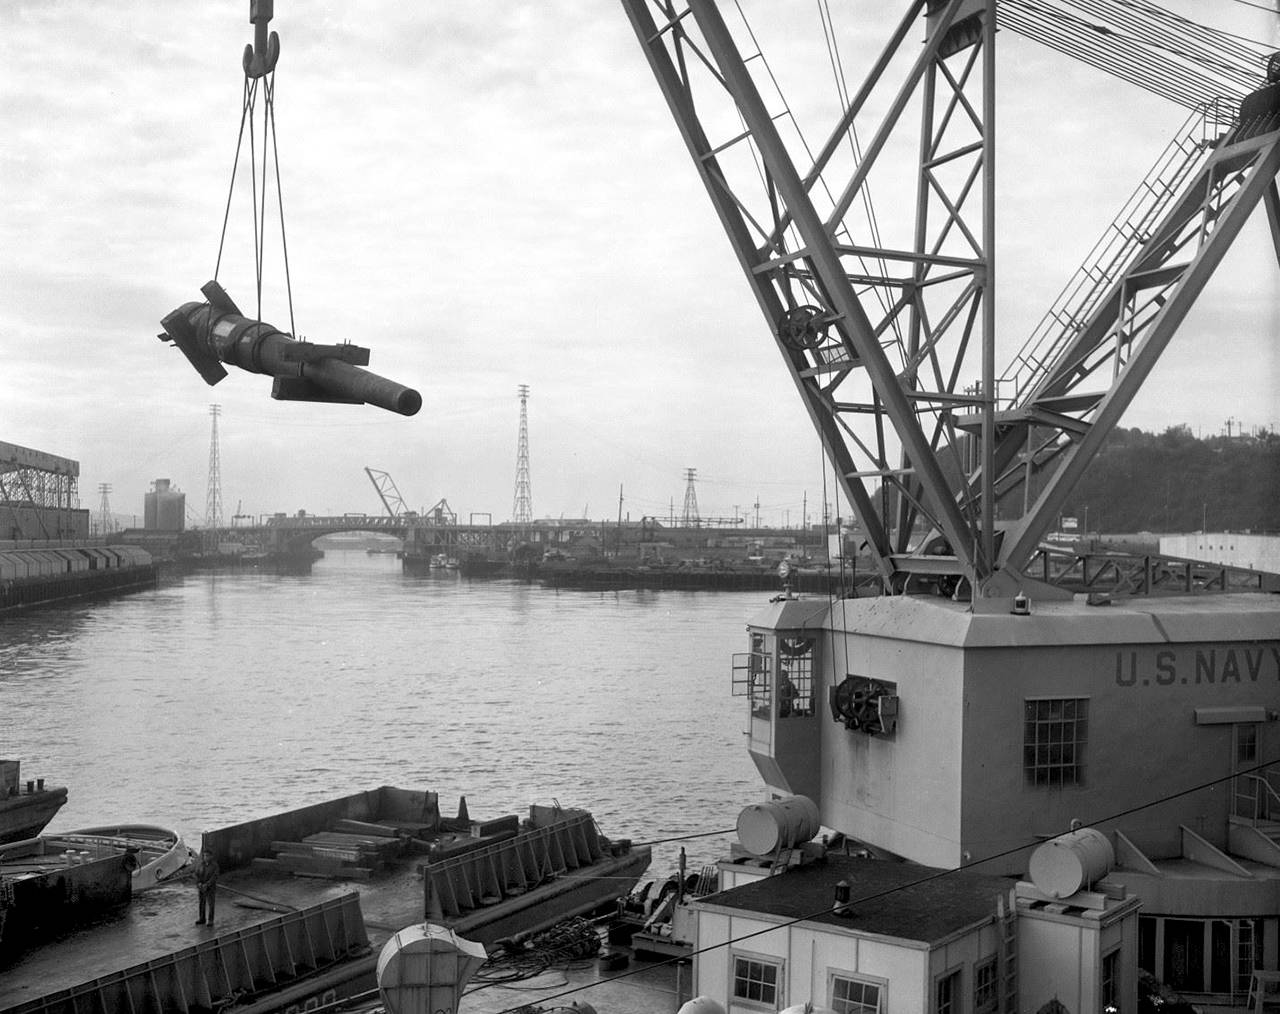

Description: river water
[0,550,768,875]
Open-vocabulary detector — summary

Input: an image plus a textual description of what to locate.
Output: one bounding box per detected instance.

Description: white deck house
[689,844,1139,1014]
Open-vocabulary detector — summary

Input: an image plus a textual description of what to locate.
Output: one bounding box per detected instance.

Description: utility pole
[617,484,624,557]
[205,404,224,530]
[753,497,761,529]
[513,385,533,524]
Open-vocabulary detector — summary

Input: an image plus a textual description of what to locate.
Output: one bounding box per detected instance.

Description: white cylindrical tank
[737,796,820,857]
[678,999,727,1014]
[1028,828,1114,898]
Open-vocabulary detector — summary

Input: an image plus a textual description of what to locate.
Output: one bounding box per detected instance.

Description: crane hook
[242,0,281,79]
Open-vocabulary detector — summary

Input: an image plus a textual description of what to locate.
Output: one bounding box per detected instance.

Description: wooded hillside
[1053,425,1278,534]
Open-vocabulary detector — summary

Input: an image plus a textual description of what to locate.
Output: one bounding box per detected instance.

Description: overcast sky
[2,2,1277,528]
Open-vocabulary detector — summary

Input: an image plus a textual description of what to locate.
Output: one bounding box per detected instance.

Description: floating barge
[0,787,650,1014]
[0,544,158,614]
[537,561,870,594]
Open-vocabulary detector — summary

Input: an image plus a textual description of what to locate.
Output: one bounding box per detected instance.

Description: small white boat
[40,824,193,891]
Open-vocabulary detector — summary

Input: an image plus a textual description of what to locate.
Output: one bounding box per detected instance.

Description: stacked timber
[255,818,414,880]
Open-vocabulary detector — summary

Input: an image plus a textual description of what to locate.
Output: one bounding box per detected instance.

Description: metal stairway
[1000,99,1233,406]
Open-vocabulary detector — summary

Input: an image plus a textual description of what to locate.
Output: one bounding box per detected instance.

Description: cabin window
[831,973,882,1014]
[1101,947,1120,1012]
[732,953,783,1009]
[973,956,998,1014]
[1023,697,1089,787]
[777,637,815,718]
[1236,723,1258,766]
[935,968,961,1014]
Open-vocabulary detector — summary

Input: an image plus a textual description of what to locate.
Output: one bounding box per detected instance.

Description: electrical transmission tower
[681,468,700,527]
[97,483,113,535]
[206,404,224,530]
[512,384,533,524]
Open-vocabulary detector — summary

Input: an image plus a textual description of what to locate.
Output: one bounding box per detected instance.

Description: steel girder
[625,0,1279,596]
[623,0,998,591]
[997,125,1280,569]
[365,467,410,519]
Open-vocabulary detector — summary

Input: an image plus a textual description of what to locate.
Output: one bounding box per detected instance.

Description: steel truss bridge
[242,514,603,561]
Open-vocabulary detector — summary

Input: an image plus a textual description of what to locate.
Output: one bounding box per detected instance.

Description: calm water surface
[0,551,767,873]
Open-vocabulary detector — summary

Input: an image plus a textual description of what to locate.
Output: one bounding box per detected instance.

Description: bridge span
[232,514,608,567]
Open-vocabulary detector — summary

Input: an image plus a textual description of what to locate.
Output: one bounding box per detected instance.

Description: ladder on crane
[1000,100,1234,406]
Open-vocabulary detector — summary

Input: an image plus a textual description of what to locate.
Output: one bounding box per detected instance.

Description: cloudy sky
[2,2,1276,528]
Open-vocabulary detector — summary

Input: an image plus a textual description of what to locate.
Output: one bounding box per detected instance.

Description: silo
[144,479,186,532]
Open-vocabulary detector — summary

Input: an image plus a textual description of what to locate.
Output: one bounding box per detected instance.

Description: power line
[631,827,737,847]
[1227,0,1278,15]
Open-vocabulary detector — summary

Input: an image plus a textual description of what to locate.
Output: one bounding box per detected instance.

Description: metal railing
[1027,547,1280,596]
[731,651,772,714]
[1234,770,1280,823]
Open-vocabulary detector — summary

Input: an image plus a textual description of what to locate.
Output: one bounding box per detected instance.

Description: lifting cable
[726,1,903,345]
[998,0,1271,109]
[213,6,296,337]
[815,0,901,353]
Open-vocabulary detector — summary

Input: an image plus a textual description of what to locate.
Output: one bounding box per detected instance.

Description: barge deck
[0,787,650,1014]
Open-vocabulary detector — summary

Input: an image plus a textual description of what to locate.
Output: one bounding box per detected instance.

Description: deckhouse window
[935,968,961,1014]
[777,636,815,718]
[831,973,882,1014]
[733,953,782,1009]
[1101,947,1120,1012]
[1024,697,1089,787]
[974,956,998,1014]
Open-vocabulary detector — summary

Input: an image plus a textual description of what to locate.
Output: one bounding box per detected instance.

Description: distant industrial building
[143,479,186,532]
[0,440,89,541]
[1160,532,1280,574]
[1,439,156,611]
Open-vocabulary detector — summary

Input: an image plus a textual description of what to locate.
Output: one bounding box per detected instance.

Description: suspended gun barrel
[158,281,421,417]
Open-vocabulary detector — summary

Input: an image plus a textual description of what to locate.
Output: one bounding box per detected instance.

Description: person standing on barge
[195,848,219,926]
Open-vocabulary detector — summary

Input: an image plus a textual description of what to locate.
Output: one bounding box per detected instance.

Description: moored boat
[0,761,66,846]
[53,824,193,891]
[0,824,192,895]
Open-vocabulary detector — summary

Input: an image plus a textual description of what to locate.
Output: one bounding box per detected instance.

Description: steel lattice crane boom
[365,467,411,519]
[622,0,1280,599]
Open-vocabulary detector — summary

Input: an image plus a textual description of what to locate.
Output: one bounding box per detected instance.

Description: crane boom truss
[624,0,997,590]
[623,0,1280,596]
